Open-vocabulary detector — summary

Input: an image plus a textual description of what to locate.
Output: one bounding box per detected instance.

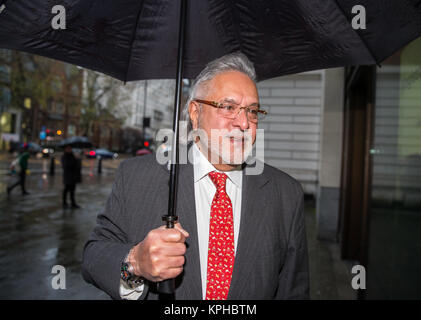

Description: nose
[232,108,249,130]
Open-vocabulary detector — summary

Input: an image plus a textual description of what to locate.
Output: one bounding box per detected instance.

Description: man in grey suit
[82,52,309,300]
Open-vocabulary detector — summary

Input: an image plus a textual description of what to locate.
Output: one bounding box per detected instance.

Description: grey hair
[180,52,257,144]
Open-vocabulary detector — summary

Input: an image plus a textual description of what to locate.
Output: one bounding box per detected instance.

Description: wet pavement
[0,153,356,300]
[0,155,116,299]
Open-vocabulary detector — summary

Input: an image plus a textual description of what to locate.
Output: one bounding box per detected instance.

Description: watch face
[121,262,133,281]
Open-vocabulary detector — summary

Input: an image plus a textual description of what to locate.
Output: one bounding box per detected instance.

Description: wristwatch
[121,261,136,282]
[120,254,145,287]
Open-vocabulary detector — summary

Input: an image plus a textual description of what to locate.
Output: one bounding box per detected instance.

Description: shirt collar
[192,142,242,188]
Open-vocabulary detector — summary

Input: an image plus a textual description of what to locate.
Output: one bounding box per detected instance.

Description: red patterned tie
[205,171,235,300]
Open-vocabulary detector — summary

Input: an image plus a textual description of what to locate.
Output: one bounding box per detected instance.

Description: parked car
[9,141,42,156]
[40,144,56,158]
[41,147,54,157]
[85,148,118,159]
[136,148,152,156]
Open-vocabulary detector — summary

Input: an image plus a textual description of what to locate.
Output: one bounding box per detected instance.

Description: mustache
[222,130,252,141]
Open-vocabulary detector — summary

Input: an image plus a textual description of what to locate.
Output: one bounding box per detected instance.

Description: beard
[201,128,254,165]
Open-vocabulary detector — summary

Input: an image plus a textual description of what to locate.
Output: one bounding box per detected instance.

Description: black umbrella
[1,0,421,296]
[58,136,93,149]
[1,0,421,81]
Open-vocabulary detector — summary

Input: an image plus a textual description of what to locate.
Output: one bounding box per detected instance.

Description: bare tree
[81,70,131,137]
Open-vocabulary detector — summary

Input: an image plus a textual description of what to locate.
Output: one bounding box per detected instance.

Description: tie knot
[208,171,228,190]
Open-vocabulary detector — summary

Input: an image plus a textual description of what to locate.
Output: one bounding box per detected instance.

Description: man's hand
[128,223,189,283]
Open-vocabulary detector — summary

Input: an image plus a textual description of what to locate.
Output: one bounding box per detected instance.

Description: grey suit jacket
[82,153,309,300]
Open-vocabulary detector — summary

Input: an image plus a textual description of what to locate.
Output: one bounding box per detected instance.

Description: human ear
[188,101,200,130]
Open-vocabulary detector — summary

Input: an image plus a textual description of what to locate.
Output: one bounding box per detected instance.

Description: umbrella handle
[158,279,175,295]
[158,215,178,295]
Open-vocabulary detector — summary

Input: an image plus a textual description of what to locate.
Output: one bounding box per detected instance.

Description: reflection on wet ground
[0,161,115,299]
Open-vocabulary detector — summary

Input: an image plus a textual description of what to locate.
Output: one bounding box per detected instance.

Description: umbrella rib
[123,0,146,83]
[228,2,243,52]
[332,0,381,67]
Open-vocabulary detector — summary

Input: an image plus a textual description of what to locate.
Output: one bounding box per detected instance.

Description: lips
[229,136,244,142]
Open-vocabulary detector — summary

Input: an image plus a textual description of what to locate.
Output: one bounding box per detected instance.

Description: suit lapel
[228,166,269,299]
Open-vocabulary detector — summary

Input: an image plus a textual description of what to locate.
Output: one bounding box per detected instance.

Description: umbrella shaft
[159,0,187,298]
[167,0,187,220]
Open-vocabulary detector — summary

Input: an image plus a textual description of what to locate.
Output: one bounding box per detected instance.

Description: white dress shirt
[120,142,243,300]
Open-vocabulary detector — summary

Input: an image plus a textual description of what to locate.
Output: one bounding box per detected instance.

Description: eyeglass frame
[192,99,268,122]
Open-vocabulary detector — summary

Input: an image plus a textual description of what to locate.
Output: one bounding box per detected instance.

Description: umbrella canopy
[1,0,420,82]
[58,136,93,149]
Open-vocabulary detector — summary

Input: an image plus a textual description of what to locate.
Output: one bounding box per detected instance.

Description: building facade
[257,70,325,196]
[338,38,421,299]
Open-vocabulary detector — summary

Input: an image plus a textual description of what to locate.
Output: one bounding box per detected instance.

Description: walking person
[61,145,81,209]
[7,143,30,196]
[82,53,309,300]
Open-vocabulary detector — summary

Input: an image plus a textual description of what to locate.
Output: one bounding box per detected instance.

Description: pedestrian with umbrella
[58,136,93,149]
[7,143,30,196]
[61,144,81,209]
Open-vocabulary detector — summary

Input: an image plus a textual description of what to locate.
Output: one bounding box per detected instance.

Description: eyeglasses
[193,99,267,123]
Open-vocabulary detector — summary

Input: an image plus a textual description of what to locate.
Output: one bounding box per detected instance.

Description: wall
[125,79,176,137]
[316,68,344,241]
[257,70,324,195]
